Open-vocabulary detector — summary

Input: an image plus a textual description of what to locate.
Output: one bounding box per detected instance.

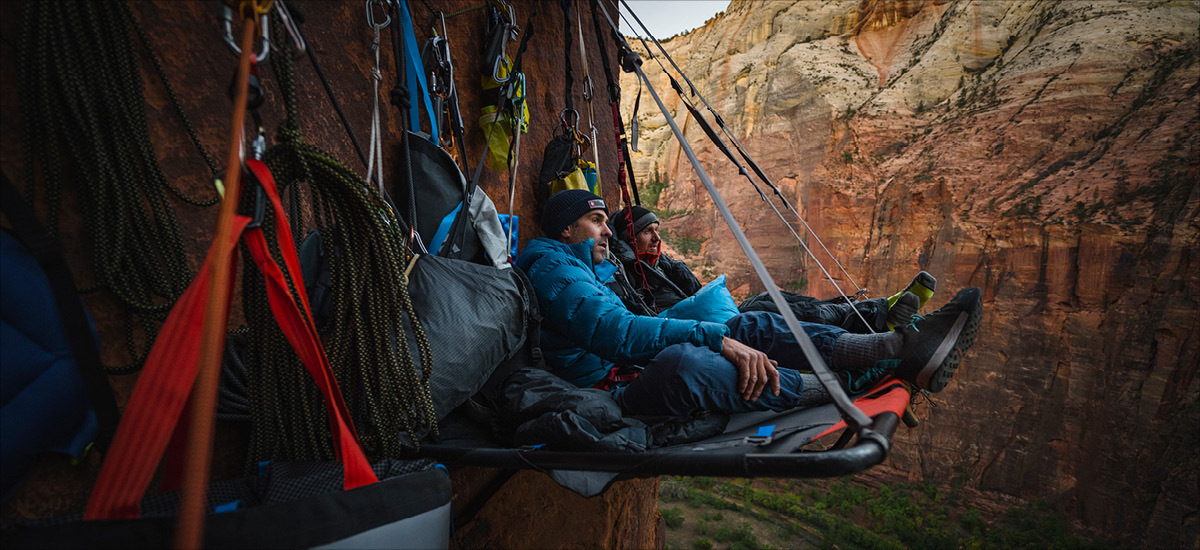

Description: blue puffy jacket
[517,237,729,387]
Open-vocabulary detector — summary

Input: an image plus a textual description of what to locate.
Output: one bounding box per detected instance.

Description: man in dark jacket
[605,206,701,316]
[517,190,983,417]
[606,205,927,333]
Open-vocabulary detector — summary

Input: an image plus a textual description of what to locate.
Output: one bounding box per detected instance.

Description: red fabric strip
[243,159,376,489]
[85,217,248,519]
[811,377,911,442]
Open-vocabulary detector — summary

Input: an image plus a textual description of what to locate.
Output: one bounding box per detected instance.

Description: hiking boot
[889,271,936,311]
[886,291,919,330]
[892,287,982,392]
[837,359,897,395]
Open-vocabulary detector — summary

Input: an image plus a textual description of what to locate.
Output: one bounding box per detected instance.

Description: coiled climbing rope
[17,0,213,373]
[243,13,437,463]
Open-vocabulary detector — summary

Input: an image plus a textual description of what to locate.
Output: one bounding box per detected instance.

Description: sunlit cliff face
[624,1,1199,546]
[850,0,931,34]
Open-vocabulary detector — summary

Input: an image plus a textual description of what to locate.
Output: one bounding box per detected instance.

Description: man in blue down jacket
[516,190,983,417]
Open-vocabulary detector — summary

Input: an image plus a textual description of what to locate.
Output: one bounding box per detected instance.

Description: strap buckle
[743,424,775,446]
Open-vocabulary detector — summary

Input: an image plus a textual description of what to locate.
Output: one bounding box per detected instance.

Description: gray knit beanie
[612,205,659,242]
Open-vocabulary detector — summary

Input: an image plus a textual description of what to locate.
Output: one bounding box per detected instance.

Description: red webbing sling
[84,159,377,520]
[811,378,911,442]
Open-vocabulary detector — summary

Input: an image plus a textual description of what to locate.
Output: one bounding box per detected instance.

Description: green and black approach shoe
[893,287,983,392]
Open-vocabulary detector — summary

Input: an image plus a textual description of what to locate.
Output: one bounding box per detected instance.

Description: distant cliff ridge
[623,0,1199,546]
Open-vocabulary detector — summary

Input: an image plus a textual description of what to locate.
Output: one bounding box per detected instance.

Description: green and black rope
[242,13,437,464]
[17,0,205,373]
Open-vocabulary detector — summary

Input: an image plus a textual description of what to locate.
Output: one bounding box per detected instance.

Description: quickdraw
[421,10,470,174]
[366,0,390,195]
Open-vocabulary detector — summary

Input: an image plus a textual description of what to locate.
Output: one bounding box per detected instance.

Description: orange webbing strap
[172,12,259,548]
[83,217,249,520]
[811,378,911,442]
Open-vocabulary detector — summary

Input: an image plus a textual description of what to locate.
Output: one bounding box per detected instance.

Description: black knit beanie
[612,205,659,241]
[541,189,608,237]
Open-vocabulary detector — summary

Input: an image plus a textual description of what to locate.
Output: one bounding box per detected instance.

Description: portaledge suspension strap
[618,4,875,331]
[586,0,639,209]
[619,0,868,302]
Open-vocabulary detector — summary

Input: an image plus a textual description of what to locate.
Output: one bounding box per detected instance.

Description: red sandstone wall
[0,1,659,547]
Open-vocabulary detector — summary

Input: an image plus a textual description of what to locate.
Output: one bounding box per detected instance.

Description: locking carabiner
[220,1,271,63]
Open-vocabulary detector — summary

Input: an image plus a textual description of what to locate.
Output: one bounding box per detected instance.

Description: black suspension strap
[273,0,371,173]
[0,171,121,452]
[244,14,437,463]
[17,0,205,373]
[500,4,539,255]
[388,0,423,251]
[586,0,639,206]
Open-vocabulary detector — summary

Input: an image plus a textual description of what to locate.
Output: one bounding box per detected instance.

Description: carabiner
[221,4,271,62]
[276,0,306,57]
[559,109,579,130]
[582,75,594,102]
[491,54,512,85]
[366,0,391,32]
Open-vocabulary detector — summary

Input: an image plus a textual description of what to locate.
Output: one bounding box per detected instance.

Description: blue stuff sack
[657,274,739,324]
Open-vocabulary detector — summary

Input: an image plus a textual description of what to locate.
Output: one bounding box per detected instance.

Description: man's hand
[720,337,780,401]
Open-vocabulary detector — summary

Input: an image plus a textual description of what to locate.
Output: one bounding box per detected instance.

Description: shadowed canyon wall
[0,1,659,547]
[624,0,1198,546]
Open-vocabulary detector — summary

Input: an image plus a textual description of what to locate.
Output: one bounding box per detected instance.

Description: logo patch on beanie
[587,199,606,210]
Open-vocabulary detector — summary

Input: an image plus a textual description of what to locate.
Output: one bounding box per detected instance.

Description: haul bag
[299,236,538,425]
[1,461,451,549]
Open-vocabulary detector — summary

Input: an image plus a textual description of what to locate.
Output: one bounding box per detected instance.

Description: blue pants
[612,311,846,416]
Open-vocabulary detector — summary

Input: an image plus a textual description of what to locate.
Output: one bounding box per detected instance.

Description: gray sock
[888,291,919,327]
[798,373,833,406]
[832,331,903,371]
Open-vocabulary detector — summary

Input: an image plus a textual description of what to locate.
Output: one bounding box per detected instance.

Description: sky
[619,1,731,39]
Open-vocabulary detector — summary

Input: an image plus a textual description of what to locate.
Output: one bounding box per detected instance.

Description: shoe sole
[915,291,982,392]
